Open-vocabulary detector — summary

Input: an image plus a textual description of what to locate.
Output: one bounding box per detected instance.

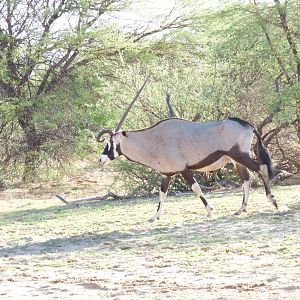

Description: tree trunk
[22,147,40,182]
[17,105,42,182]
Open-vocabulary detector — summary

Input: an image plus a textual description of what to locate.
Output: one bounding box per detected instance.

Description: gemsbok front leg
[181,168,213,217]
[148,175,171,222]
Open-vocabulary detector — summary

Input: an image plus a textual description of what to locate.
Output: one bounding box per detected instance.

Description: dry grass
[0,183,299,299]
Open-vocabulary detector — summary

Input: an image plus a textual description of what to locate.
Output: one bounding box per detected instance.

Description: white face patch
[113,141,119,158]
[100,154,111,165]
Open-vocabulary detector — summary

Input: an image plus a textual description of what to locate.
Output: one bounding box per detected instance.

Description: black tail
[253,129,275,179]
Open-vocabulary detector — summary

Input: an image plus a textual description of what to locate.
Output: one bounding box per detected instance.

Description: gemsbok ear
[121,130,128,137]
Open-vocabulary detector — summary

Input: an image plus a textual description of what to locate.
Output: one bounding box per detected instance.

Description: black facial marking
[116,143,122,156]
[101,137,122,161]
[102,139,115,160]
[102,143,110,155]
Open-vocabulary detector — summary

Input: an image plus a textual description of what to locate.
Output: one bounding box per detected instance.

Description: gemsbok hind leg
[148,175,171,222]
[259,165,278,209]
[181,168,212,217]
[231,153,278,210]
[234,163,251,215]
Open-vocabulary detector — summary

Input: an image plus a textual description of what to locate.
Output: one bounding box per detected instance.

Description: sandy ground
[0,182,299,299]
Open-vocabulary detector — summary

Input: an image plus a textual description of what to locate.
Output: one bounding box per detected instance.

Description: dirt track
[0,185,299,299]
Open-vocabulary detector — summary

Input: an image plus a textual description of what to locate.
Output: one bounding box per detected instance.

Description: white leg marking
[192,182,212,217]
[191,182,203,197]
[235,179,251,215]
[149,191,167,223]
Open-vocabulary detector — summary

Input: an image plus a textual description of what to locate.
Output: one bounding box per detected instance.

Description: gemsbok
[97,79,278,222]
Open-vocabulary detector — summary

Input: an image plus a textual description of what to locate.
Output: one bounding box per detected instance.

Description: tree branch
[274,0,300,80]
[165,92,176,118]
[252,0,292,85]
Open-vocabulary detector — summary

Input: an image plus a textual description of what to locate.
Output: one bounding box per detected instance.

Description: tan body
[120,118,253,174]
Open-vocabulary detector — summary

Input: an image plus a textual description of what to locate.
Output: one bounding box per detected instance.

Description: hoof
[148,217,157,223]
[269,194,278,209]
[273,200,278,210]
[234,207,247,216]
[206,211,212,218]
[206,205,212,217]
[270,195,278,209]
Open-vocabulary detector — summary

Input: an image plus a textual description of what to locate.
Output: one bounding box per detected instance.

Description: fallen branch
[55,194,69,204]
[55,191,122,205]
[54,183,237,205]
[216,179,241,189]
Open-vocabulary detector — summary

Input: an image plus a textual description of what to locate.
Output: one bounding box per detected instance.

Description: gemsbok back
[97,79,278,222]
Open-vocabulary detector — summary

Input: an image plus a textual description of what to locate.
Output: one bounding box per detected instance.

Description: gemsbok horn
[96,75,150,143]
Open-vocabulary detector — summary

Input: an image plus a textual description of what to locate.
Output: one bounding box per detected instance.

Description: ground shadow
[0,188,254,225]
[0,195,158,224]
[1,202,299,258]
